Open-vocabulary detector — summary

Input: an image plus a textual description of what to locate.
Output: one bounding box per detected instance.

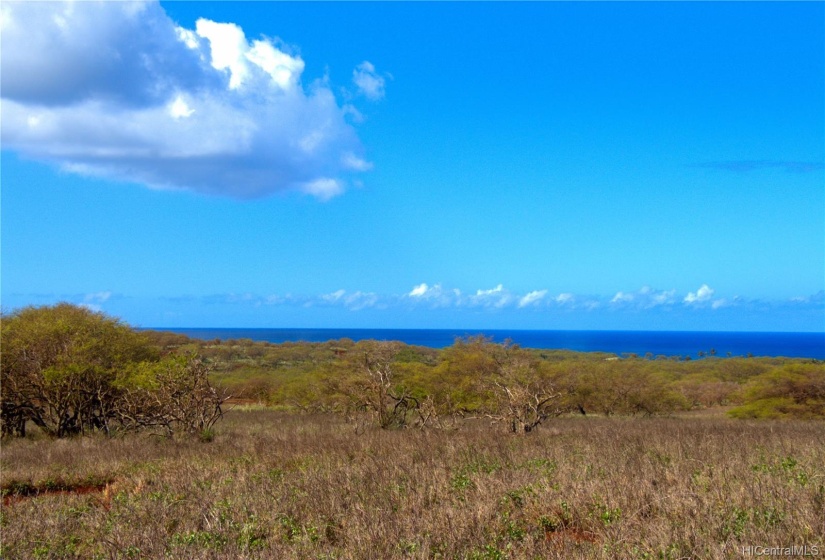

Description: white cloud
[194,19,305,92]
[649,289,676,307]
[0,0,375,200]
[476,284,504,297]
[684,284,715,304]
[608,286,680,309]
[300,178,345,201]
[79,290,113,312]
[518,290,547,308]
[343,291,379,311]
[406,283,458,308]
[195,19,253,90]
[789,290,824,306]
[85,291,112,304]
[145,283,791,317]
[468,284,513,308]
[168,96,195,119]
[352,61,386,101]
[318,289,379,310]
[245,36,304,91]
[711,299,729,309]
[341,152,373,172]
[555,293,575,305]
[409,283,430,297]
[322,289,346,303]
[611,291,634,304]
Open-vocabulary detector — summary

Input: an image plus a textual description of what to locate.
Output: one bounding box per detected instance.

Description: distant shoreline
[143,328,825,360]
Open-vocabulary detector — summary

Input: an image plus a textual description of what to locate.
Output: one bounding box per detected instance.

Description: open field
[2,411,823,559]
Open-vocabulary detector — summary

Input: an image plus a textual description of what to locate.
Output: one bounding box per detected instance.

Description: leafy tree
[728,363,825,419]
[489,348,561,433]
[1,304,228,438]
[566,361,685,416]
[431,335,504,414]
[116,354,227,436]
[336,341,422,429]
[438,337,563,432]
[1,303,156,437]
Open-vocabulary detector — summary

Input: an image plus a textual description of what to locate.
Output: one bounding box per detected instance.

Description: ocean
[153,328,825,359]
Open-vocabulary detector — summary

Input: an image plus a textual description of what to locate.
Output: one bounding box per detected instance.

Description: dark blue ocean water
[153,328,825,359]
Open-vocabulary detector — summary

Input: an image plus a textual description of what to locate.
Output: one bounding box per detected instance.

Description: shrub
[1,304,226,438]
[1,303,156,437]
[728,363,825,419]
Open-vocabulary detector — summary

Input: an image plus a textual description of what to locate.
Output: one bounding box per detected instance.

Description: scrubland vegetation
[143,325,824,423]
[2,304,824,559]
[2,412,823,559]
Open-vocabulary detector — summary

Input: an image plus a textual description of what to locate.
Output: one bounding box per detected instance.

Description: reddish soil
[2,480,113,507]
[545,527,599,544]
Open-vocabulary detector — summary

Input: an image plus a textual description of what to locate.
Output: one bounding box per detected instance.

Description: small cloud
[611,291,634,304]
[344,291,379,311]
[649,289,676,307]
[684,284,715,304]
[409,283,430,297]
[84,291,112,304]
[555,293,575,305]
[322,289,346,303]
[341,152,373,172]
[317,289,380,310]
[79,291,112,313]
[518,290,547,308]
[406,283,456,308]
[168,95,195,119]
[610,286,678,309]
[789,290,825,306]
[476,284,504,297]
[468,284,512,308]
[352,61,387,101]
[300,178,345,201]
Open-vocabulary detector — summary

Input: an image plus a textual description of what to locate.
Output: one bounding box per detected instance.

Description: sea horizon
[147,327,825,360]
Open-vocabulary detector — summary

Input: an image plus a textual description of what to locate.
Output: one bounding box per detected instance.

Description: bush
[1,303,157,437]
[117,354,227,436]
[728,363,825,419]
[1,304,226,438]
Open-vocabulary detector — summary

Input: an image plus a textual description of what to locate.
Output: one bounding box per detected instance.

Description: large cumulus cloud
[0,0,376,200]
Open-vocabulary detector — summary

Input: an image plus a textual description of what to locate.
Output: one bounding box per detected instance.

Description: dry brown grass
[2,411,823,559]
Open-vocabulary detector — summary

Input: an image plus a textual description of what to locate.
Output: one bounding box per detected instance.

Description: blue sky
[1,1,823,331]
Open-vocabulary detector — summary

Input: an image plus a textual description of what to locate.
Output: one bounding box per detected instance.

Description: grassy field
[2,410,824,559]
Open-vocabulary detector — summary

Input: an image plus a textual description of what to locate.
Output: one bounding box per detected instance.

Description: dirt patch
[2,479,115,506]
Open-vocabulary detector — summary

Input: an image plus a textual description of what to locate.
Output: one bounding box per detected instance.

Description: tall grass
[2,411,823,559]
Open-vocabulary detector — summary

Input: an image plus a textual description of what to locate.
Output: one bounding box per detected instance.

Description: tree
[1,303,156,437]
[338,341,425,429]
[1,304,227,438]
[728,363,825,419]
[445,338,563,433]
[491,350,562,433]
[567,361,685,417]
[433,335,505,414]
[116,354,227,436]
